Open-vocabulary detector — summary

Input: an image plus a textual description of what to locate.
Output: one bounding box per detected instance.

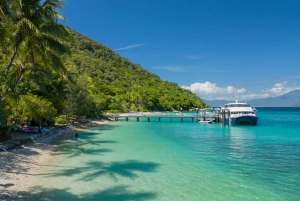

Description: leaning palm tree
[3,0,70,78]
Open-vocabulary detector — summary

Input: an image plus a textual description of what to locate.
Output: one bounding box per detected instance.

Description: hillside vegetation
[64,31,208,114]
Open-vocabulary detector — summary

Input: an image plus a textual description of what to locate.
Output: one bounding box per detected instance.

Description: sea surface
[23,107,300,201]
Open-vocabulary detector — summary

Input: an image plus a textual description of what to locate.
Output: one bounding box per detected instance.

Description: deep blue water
[24,107,300,201]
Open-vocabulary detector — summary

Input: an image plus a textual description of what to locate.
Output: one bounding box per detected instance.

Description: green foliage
[65,31,209,112]
[55,117,70,124]
[0,125,11,141]
[8,94,57,123]
[63,74,103,118]
[0,100,6,126]
[0,0,71,125]
[47,120,56,127]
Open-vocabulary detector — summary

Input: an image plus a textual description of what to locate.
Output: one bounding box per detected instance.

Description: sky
[61,0,300,100]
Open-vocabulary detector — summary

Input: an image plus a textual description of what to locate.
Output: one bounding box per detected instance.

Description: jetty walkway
[105,112,220,122]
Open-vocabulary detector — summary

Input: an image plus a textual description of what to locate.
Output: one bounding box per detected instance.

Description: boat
[14,126,50,134]
[197,115,213,123]
[197,108,215,124]
[222,100,258,125]
[198,119,213,123]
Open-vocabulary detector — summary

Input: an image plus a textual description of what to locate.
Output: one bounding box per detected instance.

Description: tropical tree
[0,0,10,44]
[8,94,57,124]
[63,73,102,118]
[1,0,70,81]
[0,0,72,120]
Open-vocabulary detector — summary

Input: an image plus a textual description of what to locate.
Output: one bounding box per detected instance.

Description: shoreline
[0,119,110,201]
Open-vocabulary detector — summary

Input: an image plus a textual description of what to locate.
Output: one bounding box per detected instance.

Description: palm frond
[17,18,40,35]
[42,0,65,9]
[0,6,5,18]
[39,0,66,21]
[11,0,23,16]
[43,36,70,55]
[40,23,71,41]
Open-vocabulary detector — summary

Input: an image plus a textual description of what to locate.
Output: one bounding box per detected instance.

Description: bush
[47,120,56,127]
[55,117,70,124]
[0,126,12,141]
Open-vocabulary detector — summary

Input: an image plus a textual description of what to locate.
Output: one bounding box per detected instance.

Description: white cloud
[182,80,300,101]
[115,44,144,50]
[181,81,246,95]
[265,81,300,95]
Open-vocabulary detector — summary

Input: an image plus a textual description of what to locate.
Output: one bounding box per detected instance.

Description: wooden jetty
[105,109,248,126]
[105,112,220,122]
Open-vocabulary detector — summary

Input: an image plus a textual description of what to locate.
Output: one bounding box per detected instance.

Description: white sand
[0,119,109,201]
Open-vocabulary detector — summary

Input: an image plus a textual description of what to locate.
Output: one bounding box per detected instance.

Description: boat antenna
[235,90,238,103]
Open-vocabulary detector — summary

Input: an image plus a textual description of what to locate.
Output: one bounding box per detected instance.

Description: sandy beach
[0,120,109,201]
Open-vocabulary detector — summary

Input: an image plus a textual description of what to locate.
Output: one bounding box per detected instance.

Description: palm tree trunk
[17,75,23,84]
[5,38,22,77]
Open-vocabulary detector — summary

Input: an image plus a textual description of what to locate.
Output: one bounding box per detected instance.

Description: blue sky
[61,0,300,100]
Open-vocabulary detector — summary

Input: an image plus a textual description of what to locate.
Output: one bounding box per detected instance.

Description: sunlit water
[23,108,300,200]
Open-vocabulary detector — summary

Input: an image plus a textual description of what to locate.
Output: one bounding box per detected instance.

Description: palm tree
[0,0,9,40]
[2,0,70,78]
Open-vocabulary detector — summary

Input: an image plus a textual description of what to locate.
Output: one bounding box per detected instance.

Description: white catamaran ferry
[223,101,258,125]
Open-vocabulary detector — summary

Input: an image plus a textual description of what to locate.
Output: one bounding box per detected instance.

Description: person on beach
[75,133,79,139]
[38,126,42,137]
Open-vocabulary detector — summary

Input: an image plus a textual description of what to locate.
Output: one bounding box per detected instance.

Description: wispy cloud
[186,55,205,60]
[185,53,215,60]
[115,44,144,51]
[153,66,190,72]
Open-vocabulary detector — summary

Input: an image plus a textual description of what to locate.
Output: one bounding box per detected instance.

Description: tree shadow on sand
[57,129,118,147]
[54,147,112,158]
[0,183,14,188]
[45,160,160,182]
[50,138,115,158]
[22,185,157,201]
[0,150,40,177]
[83,124,120,132]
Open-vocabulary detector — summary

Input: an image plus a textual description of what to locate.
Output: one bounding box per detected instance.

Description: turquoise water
[24,108,300,200]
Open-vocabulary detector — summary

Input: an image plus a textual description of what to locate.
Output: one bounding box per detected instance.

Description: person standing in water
[75,133,79,139]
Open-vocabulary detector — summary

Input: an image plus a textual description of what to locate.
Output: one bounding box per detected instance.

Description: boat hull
[231,116,258,125]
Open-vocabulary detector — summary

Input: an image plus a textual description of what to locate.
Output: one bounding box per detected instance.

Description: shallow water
[23,108,300,200]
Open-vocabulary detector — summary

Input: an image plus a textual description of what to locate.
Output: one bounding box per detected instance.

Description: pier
[105,111,221,123]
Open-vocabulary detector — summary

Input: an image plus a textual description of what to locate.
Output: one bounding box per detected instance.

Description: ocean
[23,107,300,201]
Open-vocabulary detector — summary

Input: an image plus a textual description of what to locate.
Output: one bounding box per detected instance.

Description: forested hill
[66,30,208,113]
